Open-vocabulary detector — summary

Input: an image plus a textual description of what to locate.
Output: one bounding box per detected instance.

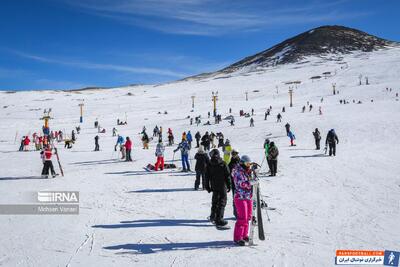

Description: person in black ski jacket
[205,149,231,227]
[313,128,321,150]
[267,142,279,176]
[325,129,339,156]
[194,146,209,190]
[201,132,211,152]
[285,123,290,136]
[228,149,240,218]
[94,135,99,151]
[195,131,201,148]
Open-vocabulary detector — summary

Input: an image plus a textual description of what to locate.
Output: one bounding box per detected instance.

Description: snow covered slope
[0,47,399,266]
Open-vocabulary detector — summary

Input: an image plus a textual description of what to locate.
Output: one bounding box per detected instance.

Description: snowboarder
[250,118,254,127]
[267,142,279,176]
[94,135,99,151]
[195,131,201,148]
[277,113,282,122]
[205,149,231,228]
[325,129,339,156]
[313,128,321,150]
[125,137,132,161]
[222,139,232,164]
[285,123,290,136]
[174,139,191,172]
[194,146,209,190]
[288,130,296,146]
[154,140,165,171]
[40,146,57,178]
[231,155,253,246]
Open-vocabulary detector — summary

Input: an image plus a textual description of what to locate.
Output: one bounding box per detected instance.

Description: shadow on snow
[92,219,213,229]
[128,188,194,193]
[0,176,46,181]
[290,154,328,158]
[103,240,234,254]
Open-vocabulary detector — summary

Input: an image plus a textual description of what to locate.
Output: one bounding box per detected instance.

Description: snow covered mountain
[188,25,398,80]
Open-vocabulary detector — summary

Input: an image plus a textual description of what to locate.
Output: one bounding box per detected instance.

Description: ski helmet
[240,155,251,164]
[209,149,220,158]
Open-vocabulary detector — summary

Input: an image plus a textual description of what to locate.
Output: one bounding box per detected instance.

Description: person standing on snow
[250,117,254,127]
[194,146,209,190]
[205,149,231,227]
[195,131,201,148]
[277,113,282,122]
[285,123,291,136]
[288,130,296,146]
[325,129,339,156]
[186,131,193,149]
[201,132,211,152]
[313,128,321,150]
[125,137,132,161]
[231,155,254,246]
[222,139,232,164]
[23,136,30,151]
[94,135,100,151]
[142,132,149,149]
[228,149,240,218]
[267,142,279,176]
[115,135,124,151]
[40,145,57,178]
[174,139,191,172]
[154,140,165,171]
[264,139,272,174]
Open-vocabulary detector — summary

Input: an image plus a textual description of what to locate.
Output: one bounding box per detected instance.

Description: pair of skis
[248,176,265,246]
[53,147,64,176]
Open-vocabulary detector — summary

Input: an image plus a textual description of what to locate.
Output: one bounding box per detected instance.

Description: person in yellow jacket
[222,139,232,164]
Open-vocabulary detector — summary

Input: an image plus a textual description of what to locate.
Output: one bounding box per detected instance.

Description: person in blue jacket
[115,135,125,151]
[174,140,191,172]
[186,131,193,149]
[288,130,296,146]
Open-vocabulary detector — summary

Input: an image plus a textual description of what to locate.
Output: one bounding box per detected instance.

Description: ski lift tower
[212,91,218,117]
[41,108,52,136]
[288,87,294,107]
[78,101,84,123]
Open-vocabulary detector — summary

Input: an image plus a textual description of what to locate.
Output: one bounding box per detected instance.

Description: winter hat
[209,149,220,158]
[240,155,251,163]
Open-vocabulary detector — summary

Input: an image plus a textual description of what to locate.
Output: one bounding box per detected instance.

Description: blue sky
[0,0,399,90]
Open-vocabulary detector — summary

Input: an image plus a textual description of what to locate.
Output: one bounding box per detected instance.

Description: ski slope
[0,48,399,266]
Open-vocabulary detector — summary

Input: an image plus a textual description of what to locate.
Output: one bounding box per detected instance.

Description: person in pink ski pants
[231,155,253,246]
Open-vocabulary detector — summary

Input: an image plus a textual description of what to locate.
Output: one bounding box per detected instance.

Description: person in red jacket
[125,137,132,161]
[23,136,30,151]
[41,146,57,178]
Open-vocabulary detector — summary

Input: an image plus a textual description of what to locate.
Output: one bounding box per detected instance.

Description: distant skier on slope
[205,149,231,228]
[313,128,321,150]
[201,132,211,152]
[277,113,282,122]
[154,140,165,171]
[195,131,201,148]
[288,130,296,146]
[325,129,339,156]
[285,123,291,136]
[94,135,100,151]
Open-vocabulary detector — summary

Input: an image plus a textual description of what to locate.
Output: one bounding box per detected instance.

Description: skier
[313,128,321,150]
[194,146,209,190]
[205,149,231,228]
[167,128,174,146]
[195,131,201,148]
[40,146,57,178]
[230,117,235,126]
[115,135,124,151]
[285,122,290,136]
[112,127,117,137]
[302,106,306,113]
[142,132,149,149]
[174,139,191,172]
[282,106,285,113]
[154,140,165,171]
[267,142,279,176]
[309,104,313,112]
[222,139,232,164]
[231,155,253,246]
[319,106,322,115]
[94,135,99,151]
[201,132,211,152]
[186,131,193,148]
[125,137,132,161]
[264,111,267,120]
[250,118,254,127]
[251,108,254,115]
[153,126,159,137]
[71,130,76,142]
[288,130,296,146]
[23,136,30,151]
[277,113,282,122]
[325,129,339,156]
